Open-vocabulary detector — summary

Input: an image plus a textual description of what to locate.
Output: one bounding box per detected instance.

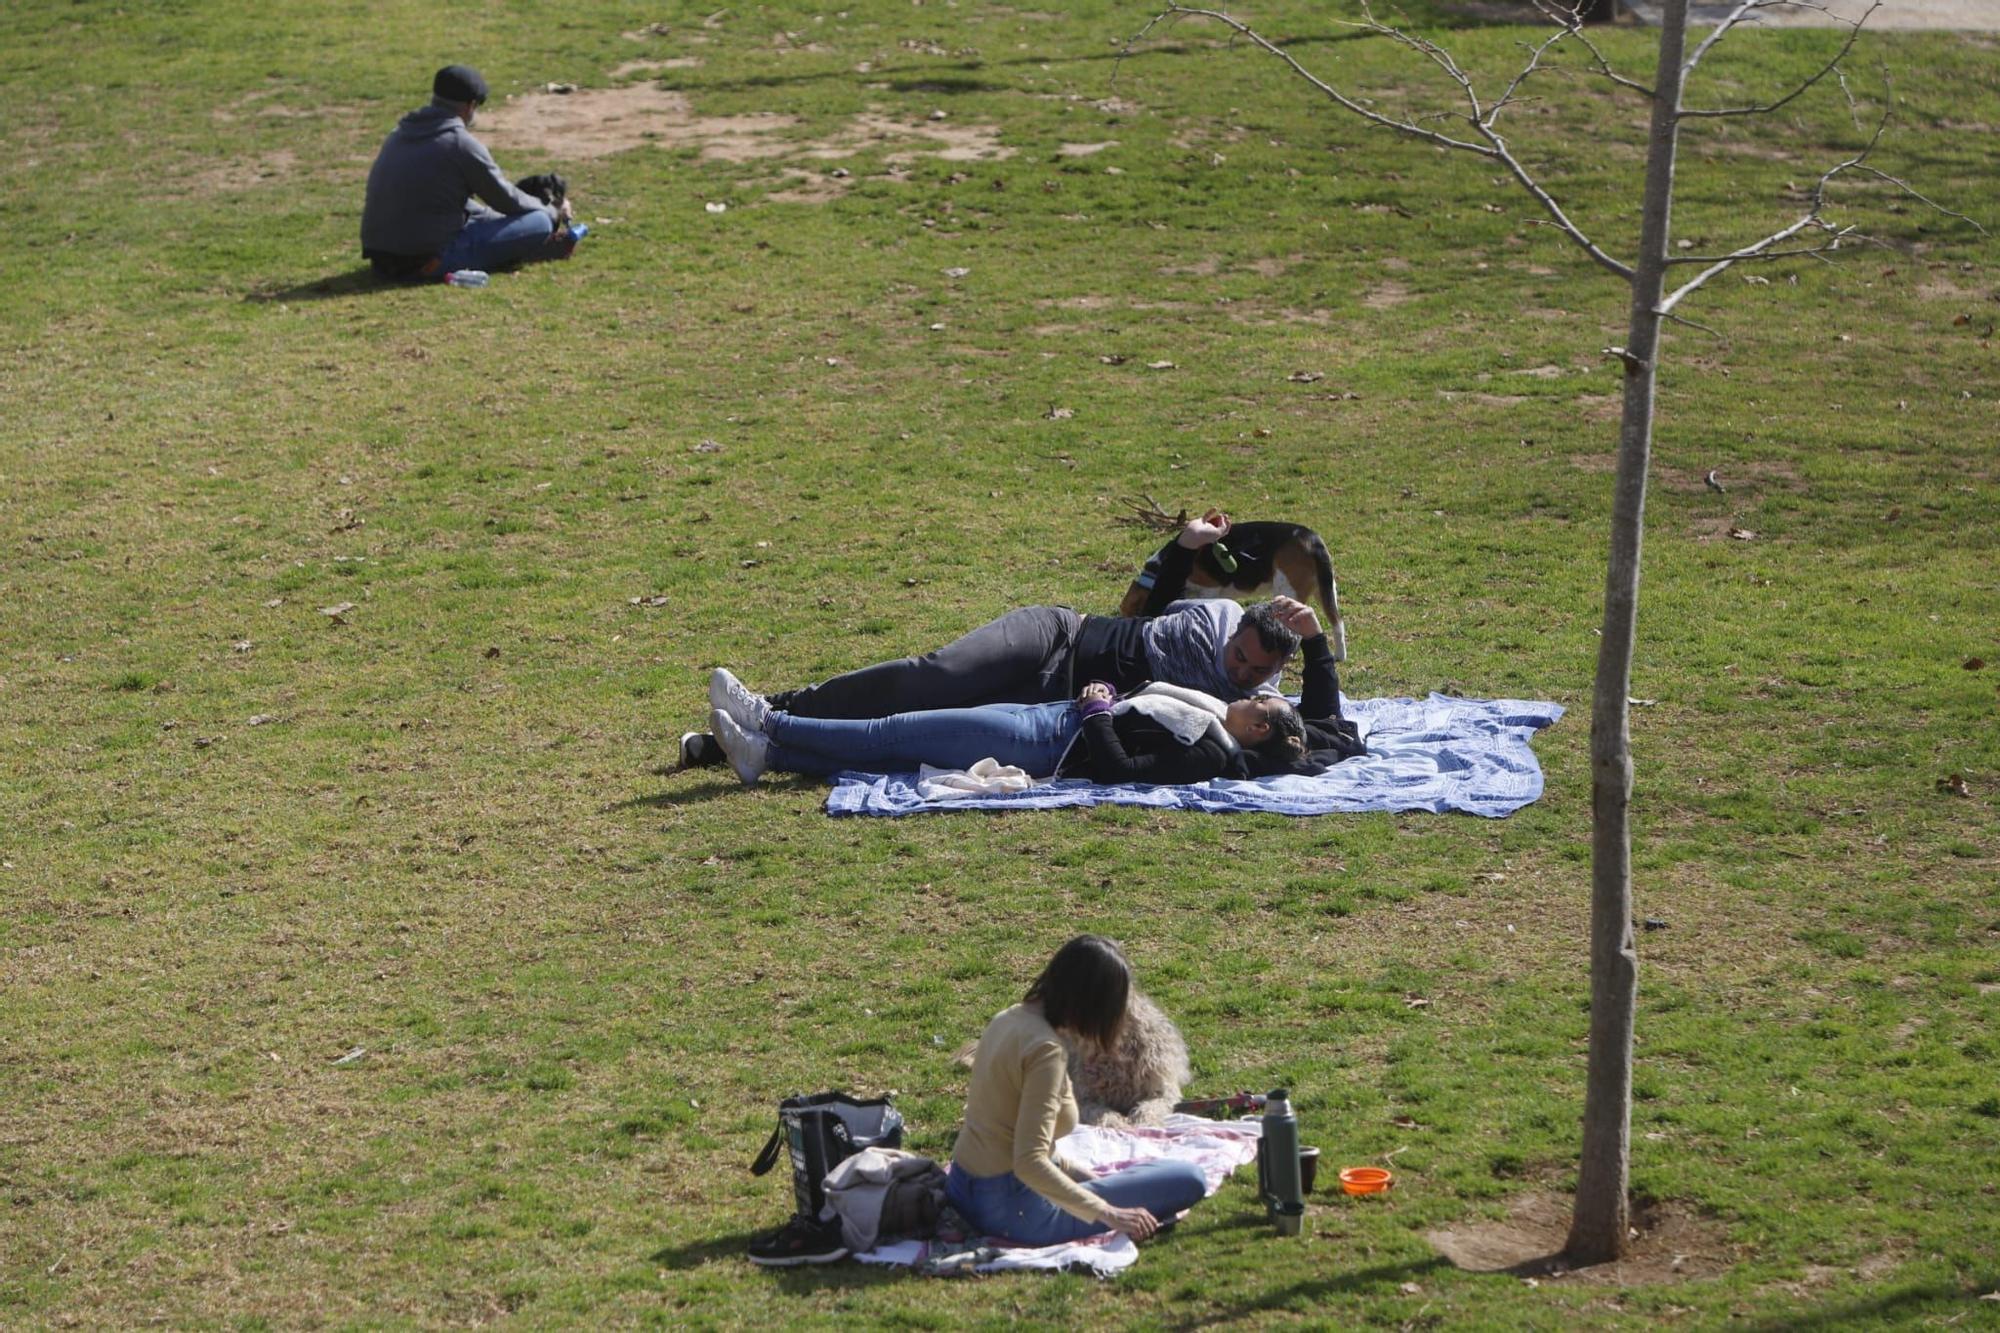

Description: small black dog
[516,172,568,209]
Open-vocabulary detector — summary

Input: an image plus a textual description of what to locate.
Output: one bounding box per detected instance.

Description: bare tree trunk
[1564,0,1690,1267]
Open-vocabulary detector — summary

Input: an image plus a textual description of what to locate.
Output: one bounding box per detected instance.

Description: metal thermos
[1260,1088,1306,1236]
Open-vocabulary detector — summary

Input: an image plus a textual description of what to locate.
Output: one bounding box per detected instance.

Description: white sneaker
[710,709,770,785]
[709,667,771,733]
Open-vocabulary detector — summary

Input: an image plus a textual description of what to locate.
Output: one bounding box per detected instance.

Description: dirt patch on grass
[1576,394,1621,423]
[1429,1191,1736,1283]
[190,149,300,194]
[480,86,798,160]
[479,88,1017,170]
[1160,257,1222,276]
[1363,280,1413,309]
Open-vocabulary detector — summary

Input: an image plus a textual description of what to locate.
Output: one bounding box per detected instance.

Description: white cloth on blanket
[1116,683,1238,753]
[850,1115,1260,1278]
[917,758,1037,798]
[1057,1113,1262,1193]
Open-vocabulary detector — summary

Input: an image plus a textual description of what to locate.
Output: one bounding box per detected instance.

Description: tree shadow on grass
[1736,1283,1993,1332]
[243,266,398,304]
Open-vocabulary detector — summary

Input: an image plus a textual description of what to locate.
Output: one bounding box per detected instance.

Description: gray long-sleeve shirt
[360,100,553,258]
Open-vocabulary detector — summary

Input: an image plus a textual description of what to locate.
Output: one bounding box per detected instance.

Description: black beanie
[433,64,489,106]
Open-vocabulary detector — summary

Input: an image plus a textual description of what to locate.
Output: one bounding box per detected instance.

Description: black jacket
[1058,711,1251,785]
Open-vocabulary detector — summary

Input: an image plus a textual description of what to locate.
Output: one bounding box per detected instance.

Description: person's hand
[1177,507,1231,550]
[1078,681,1115,706]
[1100,1205,1161,1240]
[1271,595,1321,639]
[558,198,575,224]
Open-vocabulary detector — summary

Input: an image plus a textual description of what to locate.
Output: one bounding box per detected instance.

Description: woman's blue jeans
[946,1160,1210,1245]
[766,700,1081,777]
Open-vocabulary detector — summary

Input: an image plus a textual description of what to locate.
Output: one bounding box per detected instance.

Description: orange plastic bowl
[1338,1166,1394,1196]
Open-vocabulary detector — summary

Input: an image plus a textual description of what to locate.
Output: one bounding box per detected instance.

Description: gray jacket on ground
[360,100,553,258]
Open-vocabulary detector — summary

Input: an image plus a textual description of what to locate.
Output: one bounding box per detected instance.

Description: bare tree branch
[1140,4,1634,280]
[1683,0,1779,75]
[1134,5,1494,153]
[1680,1,1878,118]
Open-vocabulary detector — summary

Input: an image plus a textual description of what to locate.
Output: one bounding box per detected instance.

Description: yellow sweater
[952,1004,1107,1223]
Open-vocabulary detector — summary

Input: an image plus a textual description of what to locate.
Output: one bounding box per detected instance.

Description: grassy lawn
[2,0,1995,1325]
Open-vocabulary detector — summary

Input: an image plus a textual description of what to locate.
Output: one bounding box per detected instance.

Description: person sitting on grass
[360,64,581,282]
[948,935,1209,1245]
[703,667,1308,787]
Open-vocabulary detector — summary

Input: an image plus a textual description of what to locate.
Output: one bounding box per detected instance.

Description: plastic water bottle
[1261,1088,1306,1236]
[444,269,489,288]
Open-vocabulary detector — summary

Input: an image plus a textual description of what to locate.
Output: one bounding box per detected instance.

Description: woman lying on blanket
[703,667,1307,787]
[951,935,1209,1245]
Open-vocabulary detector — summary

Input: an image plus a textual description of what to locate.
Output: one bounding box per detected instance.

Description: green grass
[2,0,1997,1325]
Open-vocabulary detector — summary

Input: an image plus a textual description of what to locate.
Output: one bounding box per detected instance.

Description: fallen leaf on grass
[629,595,669,607]
[484,647,501,659]
[1045,406,1074,420]
[1729,528,1758,541]
[330,508,363,533]
[1287,370,1324,383]
[1145,360,1176,371]
[1325,390,1361,401]
[233,640,253,654]
[1964,658,1985,671]
[1404,994,1430,1009]
[704,201,727,214]
[332,1046,367,1066]
[320,602,357,622]
[1389,1115,1424,1130]
[1400,1283,1423,1295]
[1937,774,1970,797]
[942,266,970,278]
[693,439,723,454]
[247,714,276,726]
[264,597,284,608]
[1629,697,1658,707]
[192,736,220,749]
[1954,313,1971,326]
[544,81,577,94]
[1099,354,1127,365]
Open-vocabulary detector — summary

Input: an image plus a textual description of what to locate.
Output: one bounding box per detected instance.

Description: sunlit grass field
[1,0,1995,1324]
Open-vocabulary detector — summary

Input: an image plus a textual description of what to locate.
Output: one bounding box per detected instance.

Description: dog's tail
[1307,532,1348,662]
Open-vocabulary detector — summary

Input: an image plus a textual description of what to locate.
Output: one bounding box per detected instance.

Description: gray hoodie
[360,100,553,258]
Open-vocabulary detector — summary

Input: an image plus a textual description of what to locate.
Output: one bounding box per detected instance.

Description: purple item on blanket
[824,693,1564,819]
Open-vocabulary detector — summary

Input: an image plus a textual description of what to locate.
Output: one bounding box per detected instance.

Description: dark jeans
[778,606,1084,720]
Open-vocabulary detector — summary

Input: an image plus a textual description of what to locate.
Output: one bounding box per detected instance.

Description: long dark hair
[1024,935,1130,1051]
[1244,698,1308,776]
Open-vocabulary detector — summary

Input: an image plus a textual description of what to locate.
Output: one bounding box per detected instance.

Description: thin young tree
[1130,0,1980,1262]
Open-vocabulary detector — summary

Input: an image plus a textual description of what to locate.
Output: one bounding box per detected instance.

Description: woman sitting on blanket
[702,667,1308,787]
[950,935,1209,1245]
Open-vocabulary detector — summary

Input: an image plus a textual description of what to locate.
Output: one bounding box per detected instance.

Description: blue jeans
[766,700,1081,777]
[437,205,557,273]
[946,1160,1209,1245]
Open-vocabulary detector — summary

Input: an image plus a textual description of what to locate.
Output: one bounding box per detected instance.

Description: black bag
[749,1091,904,1220]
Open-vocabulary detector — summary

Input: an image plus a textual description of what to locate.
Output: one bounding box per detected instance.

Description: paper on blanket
[828,693,1566,820]
[854,1233,1139,1277]
[916,758,1037,798]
